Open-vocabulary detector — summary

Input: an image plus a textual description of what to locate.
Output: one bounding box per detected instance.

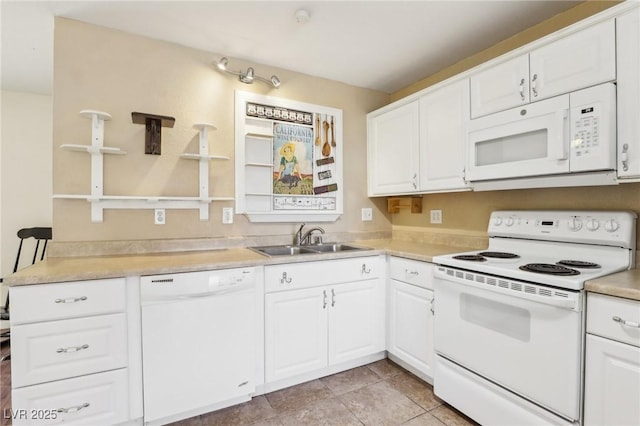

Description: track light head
[214,57,280,88]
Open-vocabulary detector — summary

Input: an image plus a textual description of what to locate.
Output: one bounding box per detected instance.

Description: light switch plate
[361,208,373,221]
[222,207,234,224]
[154,209,166,225]
[430,209,442,224]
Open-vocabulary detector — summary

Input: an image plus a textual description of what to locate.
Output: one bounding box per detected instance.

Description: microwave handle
[550,108,569,161]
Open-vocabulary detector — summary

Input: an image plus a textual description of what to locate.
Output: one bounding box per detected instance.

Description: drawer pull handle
[323,290,327,309]
[405,269,419,276]
[613,316,640,328]
[362,264,371,274]
[280,272,292,284]
[57,402,90,414]
[55,296,87,304]
[57,344,89,353]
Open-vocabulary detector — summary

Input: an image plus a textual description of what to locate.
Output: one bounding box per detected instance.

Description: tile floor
[171,359,478,426]
[0,349,477,426]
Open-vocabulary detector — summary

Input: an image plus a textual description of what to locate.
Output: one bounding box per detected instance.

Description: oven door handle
[434,268,580,311]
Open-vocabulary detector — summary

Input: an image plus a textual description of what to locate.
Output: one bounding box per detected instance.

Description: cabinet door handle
[361,264,371,274]
[621,144,629,172]
[331,288,336,307]
[322,290,327,309]
[280,272,292,284]
[519,78,526,101]
[612,316,640,328]
[430,297,435,315]
[57,344,89,353]
[531,74,539,97]
[57,402,90,414]
[412,173,417,189]
[55,296,87,304]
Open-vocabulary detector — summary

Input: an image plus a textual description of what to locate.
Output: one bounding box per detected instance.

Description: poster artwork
[273,123,314,196]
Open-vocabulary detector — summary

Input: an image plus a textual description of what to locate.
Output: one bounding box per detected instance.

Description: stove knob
[567,217,583,231]
[586,219,600,231]
[493,217,503,226]
[505,217,514,227]
[604,219,620,233]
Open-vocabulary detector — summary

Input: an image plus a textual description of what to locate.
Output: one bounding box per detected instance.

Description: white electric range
[432,210,637,426]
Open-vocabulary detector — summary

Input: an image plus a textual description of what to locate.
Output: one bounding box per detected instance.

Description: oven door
[466,94,570,181]
[434,266,583,423]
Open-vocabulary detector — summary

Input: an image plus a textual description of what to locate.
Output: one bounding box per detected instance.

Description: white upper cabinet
[419,79,470,192]
[616,8,640,179]
[367,101,420,196]
[470,55,530,118]
[470,19,615,118]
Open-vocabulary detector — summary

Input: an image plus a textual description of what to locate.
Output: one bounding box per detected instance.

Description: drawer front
[12,313,128,388]
[10,278,126,325]
[389,257,434,289]
[265,256,383,293]
[11,368,129,426]
[587,293,640,347]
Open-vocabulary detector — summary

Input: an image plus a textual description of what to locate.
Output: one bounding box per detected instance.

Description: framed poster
[235,91,343,222]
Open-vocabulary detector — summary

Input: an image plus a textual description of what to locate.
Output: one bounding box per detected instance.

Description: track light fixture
[214,57,281,88]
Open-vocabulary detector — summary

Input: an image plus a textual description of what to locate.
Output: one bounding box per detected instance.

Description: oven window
[460,293,531,342]
[475,129,547,166]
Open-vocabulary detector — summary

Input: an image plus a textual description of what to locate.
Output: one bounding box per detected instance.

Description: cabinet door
[530,20,615,102]
[367,101,420,195]
[469,55,529,118]
[617,9,640,179]
[329,279,384,365]
[584,334,640,426]
[419,79,470,191]
[265,287,328,382]
[388,280,434,379]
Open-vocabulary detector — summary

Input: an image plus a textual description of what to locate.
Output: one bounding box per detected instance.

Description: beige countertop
[585,269,640,301]
[5,238,638,302]
[3,239,469,286]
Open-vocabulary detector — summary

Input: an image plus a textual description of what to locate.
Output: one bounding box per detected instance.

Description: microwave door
[467,95,570,181]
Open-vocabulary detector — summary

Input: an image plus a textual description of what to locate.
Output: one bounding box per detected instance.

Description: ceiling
[1,0,583,96]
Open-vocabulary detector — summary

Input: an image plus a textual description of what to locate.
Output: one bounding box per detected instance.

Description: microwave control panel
[569,83,616,172]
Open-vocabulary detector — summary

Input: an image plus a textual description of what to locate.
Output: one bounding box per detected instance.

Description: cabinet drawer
[389,257,434,289]
[265,256,382,292]
[11,368,129,426]
[10,279,126,325]
[587,293,640,347]
[11,313,128,388]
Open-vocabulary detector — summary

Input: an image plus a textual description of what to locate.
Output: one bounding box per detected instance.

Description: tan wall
[393,185,640,233]
[53,18,391,243]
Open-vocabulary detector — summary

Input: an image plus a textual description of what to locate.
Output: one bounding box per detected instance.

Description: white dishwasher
[140,267,256,425]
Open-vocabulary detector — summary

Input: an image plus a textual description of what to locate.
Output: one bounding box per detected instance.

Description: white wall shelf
[54,114,233,223]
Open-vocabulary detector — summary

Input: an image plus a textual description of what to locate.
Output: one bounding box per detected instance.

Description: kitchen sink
[306,243,365,253]
[250,243,371,257]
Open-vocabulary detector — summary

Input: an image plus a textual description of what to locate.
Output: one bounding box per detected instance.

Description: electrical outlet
[361,208,373,221]
[222,207,234,224]
[430,209,442,224]
[154,209,166,225]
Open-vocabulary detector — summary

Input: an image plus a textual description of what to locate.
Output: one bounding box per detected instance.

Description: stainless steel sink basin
[251,243,371,257]
[307,244,365,253]
[251,245,318,256]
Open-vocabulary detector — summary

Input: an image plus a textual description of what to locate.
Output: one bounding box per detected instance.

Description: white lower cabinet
[387,257,435,382]
[9,279,138,426]
[264,256,385,385]
[584,293,640,426]
[11,369,129,426]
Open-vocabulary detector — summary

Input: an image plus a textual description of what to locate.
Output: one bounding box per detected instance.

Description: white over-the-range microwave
[467,83,617,190]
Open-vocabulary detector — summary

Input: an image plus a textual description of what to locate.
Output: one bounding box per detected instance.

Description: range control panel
[488,210,637,249]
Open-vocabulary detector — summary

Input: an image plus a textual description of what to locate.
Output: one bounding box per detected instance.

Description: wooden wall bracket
[131,112,175,155]
[387,196,423,214]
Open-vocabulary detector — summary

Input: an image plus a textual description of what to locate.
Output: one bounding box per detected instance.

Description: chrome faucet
[294,224,325,246]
